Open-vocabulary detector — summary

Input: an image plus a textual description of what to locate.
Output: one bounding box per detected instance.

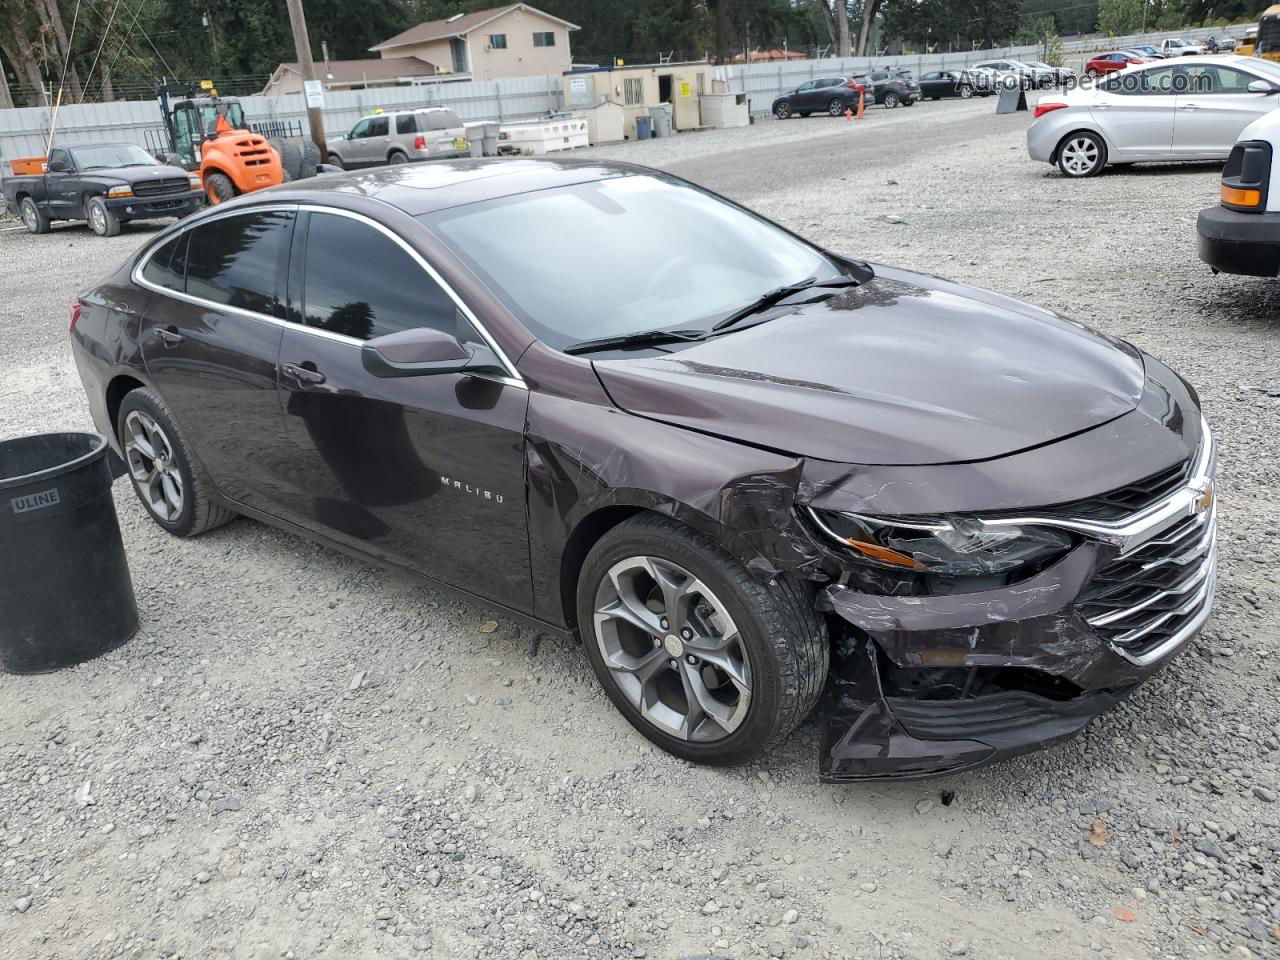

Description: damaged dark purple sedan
[70,159,1217,779]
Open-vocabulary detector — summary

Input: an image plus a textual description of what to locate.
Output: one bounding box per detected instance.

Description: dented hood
[593,266,1145,465]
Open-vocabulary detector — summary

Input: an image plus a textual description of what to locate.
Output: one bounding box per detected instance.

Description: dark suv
[71,160,1216,780]
[854,70,922,108]
[772,76,869,119]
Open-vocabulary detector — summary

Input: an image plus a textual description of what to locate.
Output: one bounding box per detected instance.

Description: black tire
[798,111,811,117]
[387,149,409,165]
[773,100,792,120]
[959,85,973,99]
[86,195,121,237]
[204,172,236,205]
[576,513,829,766]
[327,153,345,170]
[827,97,847,116]
[298,140,321,179]
[1056,130,1107,178]
[902,98,916,107]
[116,388,235,537]
[930,95,942,100]
[883,91,900,108]
[19,197,50,234]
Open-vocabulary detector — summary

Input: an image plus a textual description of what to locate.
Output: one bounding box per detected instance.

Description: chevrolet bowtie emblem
[1194,481,1215,513]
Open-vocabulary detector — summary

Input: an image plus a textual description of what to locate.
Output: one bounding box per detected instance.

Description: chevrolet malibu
[70,160,1217,779]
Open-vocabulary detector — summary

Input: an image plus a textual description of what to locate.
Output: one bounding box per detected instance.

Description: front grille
[133,176,191,197]
[1077,506,1216,661]
[1041,458,1191,521]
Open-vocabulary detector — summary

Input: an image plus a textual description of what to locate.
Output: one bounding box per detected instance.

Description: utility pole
[284,0,326,156]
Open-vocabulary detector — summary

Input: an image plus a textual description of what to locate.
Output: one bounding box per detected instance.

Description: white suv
[328,108,469,169]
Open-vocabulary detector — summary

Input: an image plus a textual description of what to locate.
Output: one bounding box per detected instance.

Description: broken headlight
[809,509,1074,578]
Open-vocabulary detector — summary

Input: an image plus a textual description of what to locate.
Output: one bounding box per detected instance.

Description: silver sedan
[1027,55,1280,178]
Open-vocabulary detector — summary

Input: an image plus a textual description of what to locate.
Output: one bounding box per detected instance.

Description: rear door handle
[1180,103,1201,110]
[153,326,183,346]
[282,362,326,385]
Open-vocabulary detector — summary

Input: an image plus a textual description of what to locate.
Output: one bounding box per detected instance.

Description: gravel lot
[1,98,1278,960]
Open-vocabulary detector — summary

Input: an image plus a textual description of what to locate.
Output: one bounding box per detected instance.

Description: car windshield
[1245,58,1280,81]
[70,144,158,170]
[423,174,843,350]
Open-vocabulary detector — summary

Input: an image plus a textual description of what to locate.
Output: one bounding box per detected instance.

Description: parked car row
[771,70,923,118]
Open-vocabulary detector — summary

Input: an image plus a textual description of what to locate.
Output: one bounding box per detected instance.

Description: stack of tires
[268,138,322,182]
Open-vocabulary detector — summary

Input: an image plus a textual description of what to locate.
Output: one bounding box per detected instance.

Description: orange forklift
[151,81,290,204]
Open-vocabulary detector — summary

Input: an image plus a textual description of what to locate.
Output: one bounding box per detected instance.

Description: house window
[623,77,644,106]
[489,33,507,49]
[533,31,555,47]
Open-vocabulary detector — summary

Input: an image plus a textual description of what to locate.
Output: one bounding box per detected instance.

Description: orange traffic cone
[845,106,852,122]
[855,89,865,120]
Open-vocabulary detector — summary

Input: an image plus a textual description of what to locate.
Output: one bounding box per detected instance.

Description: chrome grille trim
[1071,418,1217,666]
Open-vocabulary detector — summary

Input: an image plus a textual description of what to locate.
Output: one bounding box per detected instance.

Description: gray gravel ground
[1,97,1278,960]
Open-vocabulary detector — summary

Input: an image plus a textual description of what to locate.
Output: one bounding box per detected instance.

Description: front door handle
[1180,103,1201,110]
[282,362,326,385]
[153,326,183,347]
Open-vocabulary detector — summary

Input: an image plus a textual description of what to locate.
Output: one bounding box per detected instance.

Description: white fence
[0,74,562,161]
[0,22,1262,162]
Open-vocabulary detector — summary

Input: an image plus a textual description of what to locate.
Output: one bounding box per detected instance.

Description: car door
[44,149,80,218]
[343,118,373,165]
[791,80,818,110]
[1173,63,1280,158]
[136,207,295,513]
[1091,65,1179,158]
[919,71,942,97]
[362,115,391,164]
[274,208,532,610]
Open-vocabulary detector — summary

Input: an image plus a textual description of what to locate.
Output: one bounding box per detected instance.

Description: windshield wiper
[711,276,862,333]
[563,328,707,356]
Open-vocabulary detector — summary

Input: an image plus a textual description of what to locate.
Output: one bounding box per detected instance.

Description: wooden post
[284,0,327,157]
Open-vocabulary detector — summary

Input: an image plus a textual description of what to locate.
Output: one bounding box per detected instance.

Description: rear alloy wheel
[1058,131,1107,177]
[204,172,236,205]
[20,197,50,234]
[86,196,120,237]
[883,91,900,108]
[117,388,234,537]
[773,100,792,120]
[827,97,847,116]
[577,514,828,766]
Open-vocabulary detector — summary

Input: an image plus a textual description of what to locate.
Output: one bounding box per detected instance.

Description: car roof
[256,157,641,217]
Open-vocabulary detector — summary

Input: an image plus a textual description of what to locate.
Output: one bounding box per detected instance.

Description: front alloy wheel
[577,514,828,766]
[1058,132,1106,177]
[883,92,900,108]
[594,556,751,743]
[774,100,792,120]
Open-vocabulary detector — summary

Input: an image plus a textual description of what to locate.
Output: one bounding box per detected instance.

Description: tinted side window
[349,119,370,138]
[302,213,458,341]
[141,232,189,292]
[368,116,389,136]
[186,211,293,317]
[396,114,416,135]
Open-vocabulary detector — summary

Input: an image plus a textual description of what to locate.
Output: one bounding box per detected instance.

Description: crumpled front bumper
[812,422,1217,782]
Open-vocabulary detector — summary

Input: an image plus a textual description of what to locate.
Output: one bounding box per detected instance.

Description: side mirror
[47,158,68,172]
[361,326,498,378]
[1248,79,1279,94]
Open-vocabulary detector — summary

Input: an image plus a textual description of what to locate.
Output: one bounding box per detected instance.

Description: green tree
[1098,0,1144,34]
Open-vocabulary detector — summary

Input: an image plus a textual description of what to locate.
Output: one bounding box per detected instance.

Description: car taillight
[1034,102,1069,118]
[414,135,426,150]
[70,300,82,333]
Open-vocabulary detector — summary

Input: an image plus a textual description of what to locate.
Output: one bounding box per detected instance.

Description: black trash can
[0,432,138,673]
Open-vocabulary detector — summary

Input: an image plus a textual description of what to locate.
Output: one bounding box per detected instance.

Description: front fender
[524,389,828,628]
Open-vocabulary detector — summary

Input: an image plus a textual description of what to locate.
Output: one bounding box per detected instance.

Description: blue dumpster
[635,115,653,140]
